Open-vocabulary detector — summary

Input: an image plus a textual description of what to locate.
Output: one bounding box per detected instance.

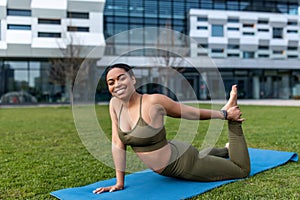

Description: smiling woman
[93,63,250,194]
[106,64,136,101]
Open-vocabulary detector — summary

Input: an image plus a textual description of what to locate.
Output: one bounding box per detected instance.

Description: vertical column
[265,76,272,97]
[200,72,207,100]
[280,75,290,99]
[252,76,260,99]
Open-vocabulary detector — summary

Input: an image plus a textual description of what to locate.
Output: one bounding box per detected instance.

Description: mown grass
[0,104,299,199]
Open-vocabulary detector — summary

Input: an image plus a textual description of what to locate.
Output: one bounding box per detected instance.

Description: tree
[152,24,190,99]
[49,35,94,103]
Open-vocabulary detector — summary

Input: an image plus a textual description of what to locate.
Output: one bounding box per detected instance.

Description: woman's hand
[93,184,124,194]
[226,106,245,122]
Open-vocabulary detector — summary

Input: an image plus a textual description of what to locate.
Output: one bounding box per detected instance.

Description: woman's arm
[93,98,126,194]
[150,94,236,120]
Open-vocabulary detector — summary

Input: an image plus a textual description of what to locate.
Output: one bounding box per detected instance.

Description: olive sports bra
[118,95,168,152]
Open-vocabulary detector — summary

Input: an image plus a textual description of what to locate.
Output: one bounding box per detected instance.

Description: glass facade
[0,59,66,103]
[211,24,224,37]
[101,0,300,100]
[104,0,299,39]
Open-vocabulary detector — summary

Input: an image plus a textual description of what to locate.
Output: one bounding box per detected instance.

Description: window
[240,1,250,10]
[243,32,255,36]
[258,29,269,32]
[287,30,298,34]
[67,12,89,19]
[243,24,254,28]
[227,27,239,31]
[214,0,225,10]
[243,51,255,58]
[227,1,239,10]
[3,61,29,92]
[227,53,240,57]
[200,0,212,9]
[273,50,284,55]
[144,17,157,25]
[228,44,239,49]
[186,1,200,11]
[227,18,239,23]
[211,25,223,37]
[258,54,269,58]
[258,46,269,50]
[7,24,31,30]
[273,27,283,39]
[288,4,298,15]
[38,19,61,25]
[38,32,61,38]
[7,9,31,16]
[287,21,297,26]
[173,1,185,17]
[159,1,171,17]
[197,17,208,22]
[287,46,298,51]
[197,52,208,56]
[212,49,224,53]
[145,0,158,16]
[67,26,89,32]
[130,17,143,24]
[277,3,288,13]
[197,26,207,30]
[130,0,144,17]
[198,44,208,48]
[288,55,298,58]
[258,19,268,24]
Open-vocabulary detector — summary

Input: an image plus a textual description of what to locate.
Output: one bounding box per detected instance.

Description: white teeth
[116,89,125,95]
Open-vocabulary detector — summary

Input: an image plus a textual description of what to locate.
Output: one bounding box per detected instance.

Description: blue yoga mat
[51,148,298,200]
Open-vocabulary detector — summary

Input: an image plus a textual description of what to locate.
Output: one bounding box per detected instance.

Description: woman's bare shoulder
[143,93,173,111]
[143,93,165,103]
[143,93,173,103]
[109,97,122,112]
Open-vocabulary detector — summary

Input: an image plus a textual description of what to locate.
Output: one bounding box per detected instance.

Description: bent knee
[240,167,250,178]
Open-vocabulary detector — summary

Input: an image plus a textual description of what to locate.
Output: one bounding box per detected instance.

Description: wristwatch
[221,110,227,120]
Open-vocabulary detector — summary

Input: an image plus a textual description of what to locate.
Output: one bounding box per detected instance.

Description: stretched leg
[200,147,228,158]
[179,120,249,181]
[227,121,250,176]
[222,85,250,174]
[161,85,250,181]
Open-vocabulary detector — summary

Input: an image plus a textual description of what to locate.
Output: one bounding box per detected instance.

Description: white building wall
[0,0,105,58]
[189,9,300,63]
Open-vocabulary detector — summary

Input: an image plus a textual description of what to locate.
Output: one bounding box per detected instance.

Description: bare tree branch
[48,34,91,103]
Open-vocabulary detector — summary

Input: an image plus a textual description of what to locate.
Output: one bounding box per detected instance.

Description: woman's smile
[115,88,126,95]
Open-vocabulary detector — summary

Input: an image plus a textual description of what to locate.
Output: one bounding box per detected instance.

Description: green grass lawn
[0,104,299,199]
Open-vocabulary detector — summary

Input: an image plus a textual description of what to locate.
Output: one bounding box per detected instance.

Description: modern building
[102,0,300,100]
[189,9,300,99]
[1,0,300,103]
[0,0,105,103]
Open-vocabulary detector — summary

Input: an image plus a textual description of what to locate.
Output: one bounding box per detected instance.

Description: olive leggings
[160,121,250,181]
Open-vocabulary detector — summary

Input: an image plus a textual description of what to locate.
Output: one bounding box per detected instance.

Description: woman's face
[106,68,136,99]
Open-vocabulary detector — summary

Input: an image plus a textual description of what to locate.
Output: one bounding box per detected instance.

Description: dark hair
[105,63,134,80]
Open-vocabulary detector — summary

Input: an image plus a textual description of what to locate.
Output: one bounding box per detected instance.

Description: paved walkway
[1,99,300,108]
[197,99,300,106]
[237,99,300,106]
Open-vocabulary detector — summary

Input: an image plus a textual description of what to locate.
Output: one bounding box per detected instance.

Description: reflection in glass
[212,25,224,37]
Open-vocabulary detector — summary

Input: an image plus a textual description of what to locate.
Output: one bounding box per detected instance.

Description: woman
[93,63,250,194]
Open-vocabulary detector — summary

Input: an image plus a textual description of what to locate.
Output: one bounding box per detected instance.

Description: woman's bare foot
[225,142,229,149]
[222,85,245,122]
[222,85,238,111]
